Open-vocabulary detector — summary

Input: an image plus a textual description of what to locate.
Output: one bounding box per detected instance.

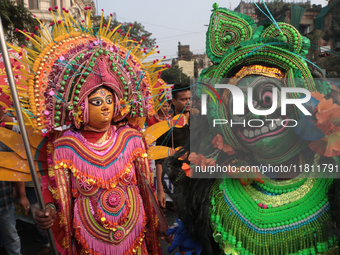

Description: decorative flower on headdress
[119,99,131,116]
[313,92,340,135]
[308,92,340,157]
[294,91,340,157]
[74,106,84,126]
[212,134,235,155]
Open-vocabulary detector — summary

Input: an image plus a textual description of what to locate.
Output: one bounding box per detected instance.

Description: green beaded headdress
[196,3,332,162]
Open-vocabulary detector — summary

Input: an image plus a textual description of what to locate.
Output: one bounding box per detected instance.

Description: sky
[97,0,328,63]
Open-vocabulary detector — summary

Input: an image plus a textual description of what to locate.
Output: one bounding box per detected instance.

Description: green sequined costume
[165,3,340,255]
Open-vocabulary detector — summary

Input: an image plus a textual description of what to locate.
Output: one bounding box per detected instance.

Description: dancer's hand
[157,190,166,208]
[18,196,30,215]
[34,206,57,230]
[160,229,173,243]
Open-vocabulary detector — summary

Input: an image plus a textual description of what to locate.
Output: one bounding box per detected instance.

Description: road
[0,208,178,255]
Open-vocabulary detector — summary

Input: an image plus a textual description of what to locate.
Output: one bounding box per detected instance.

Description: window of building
[29,0,39,9]
[51,0,57,8]
[50,0,62,8]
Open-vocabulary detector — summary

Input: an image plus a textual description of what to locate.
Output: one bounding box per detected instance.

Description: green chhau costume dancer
[164,3,340,255]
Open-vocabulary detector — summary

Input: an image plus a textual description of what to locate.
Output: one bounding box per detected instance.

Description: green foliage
[0,0,38,46]
[331,5,340,41]
[91,15,156,49]
[304,30,328,73]
[161,64,190,84]
[306,30,325,59]
[324,55,340,77]
[306,30,325,45]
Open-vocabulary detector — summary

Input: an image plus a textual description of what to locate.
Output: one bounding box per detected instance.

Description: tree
[306,30,325,64]
[91,15,156,49]
[0,0,38,47]
[161,64,190,84]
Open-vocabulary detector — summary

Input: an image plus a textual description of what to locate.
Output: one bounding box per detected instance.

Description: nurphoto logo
[200,84,312,128]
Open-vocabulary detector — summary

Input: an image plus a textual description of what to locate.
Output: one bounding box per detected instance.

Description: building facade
[18,0,95,24]
[234,1,258,22]
[177,43,212,78]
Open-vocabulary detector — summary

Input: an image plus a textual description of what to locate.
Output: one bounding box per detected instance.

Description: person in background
[0,107,49,255]
[155,83,191,208]
[191,96,201,116]
[25,181,50,255]
[0,180,30,255]
[0,132,30,255]
[146,100,172,127]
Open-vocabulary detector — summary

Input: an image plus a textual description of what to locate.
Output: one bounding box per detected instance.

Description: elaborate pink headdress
[4,9,170,133]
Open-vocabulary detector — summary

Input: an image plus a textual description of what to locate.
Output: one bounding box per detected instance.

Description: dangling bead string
[136,71,145,90]
[261,0,282,33]
[252,0,277,28]
[50,22,57,41]
[22,108,35,118]
[122,50,131,67]
[280,48,329,78]
[56,60,102,77]
[53,94,67,103]
[310,45,340,56]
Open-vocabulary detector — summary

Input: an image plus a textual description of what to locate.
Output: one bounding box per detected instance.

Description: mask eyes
[89,100,103,106]
[106,97,113,104]
[262,90,273,106]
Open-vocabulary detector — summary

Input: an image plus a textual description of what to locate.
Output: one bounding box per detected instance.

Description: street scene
[0,0,340,254]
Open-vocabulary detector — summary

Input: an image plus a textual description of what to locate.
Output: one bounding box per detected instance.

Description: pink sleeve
[41,175,55,204]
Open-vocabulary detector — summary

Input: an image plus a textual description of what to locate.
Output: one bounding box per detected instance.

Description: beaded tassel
[210,177,337,255]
